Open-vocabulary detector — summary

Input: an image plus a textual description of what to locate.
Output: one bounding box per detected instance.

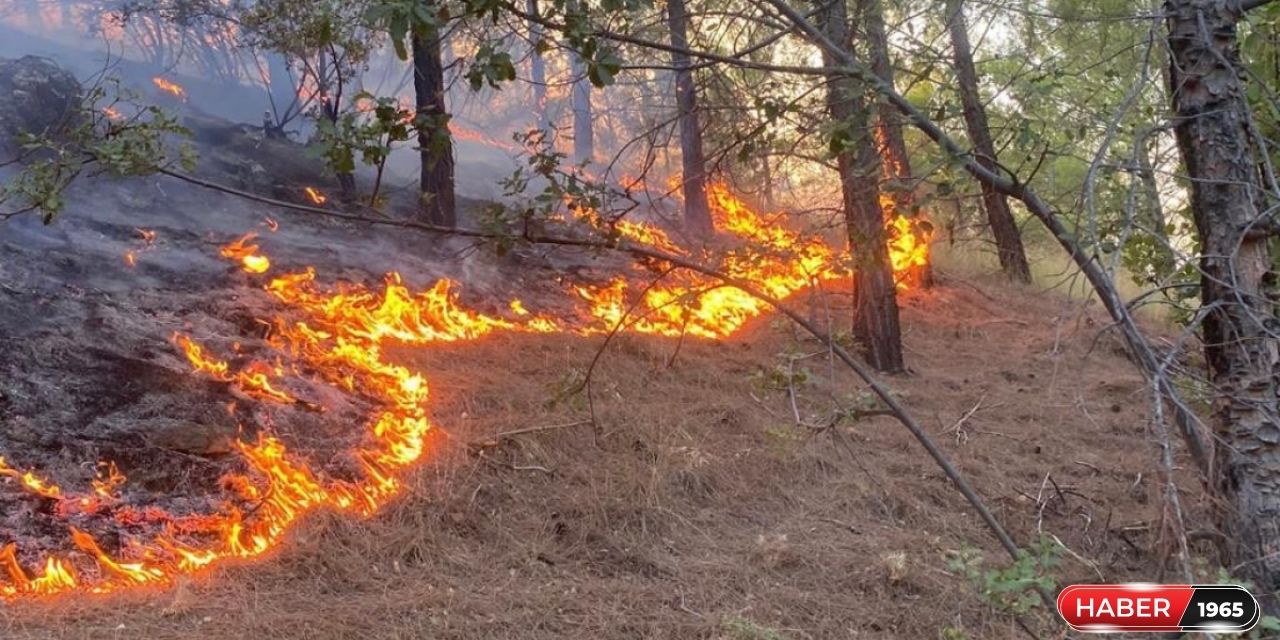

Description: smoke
[0,0,623,202]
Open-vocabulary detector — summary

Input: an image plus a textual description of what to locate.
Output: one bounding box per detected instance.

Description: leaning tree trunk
[1167,0,1280,598]
[861,0,931,287]
[412,20,457,228]
[817,0,904,373]
[666,0,714,237]
[945,0,1032,283]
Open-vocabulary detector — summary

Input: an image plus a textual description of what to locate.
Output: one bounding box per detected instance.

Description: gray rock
[0,55,81,147]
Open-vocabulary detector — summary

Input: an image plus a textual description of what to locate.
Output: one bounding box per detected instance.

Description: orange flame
[303,187,327,205]
[152,77,187,101]
[220,233,271,274]
[0,182,930,602]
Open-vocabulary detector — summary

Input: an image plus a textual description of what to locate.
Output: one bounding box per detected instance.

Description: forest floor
[0,254,1213,639]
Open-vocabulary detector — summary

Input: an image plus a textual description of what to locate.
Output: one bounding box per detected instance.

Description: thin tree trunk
[817,0,904,373]
[861,0,931,288]
[570,7,594,166]
[945,0,1032,283]
[667,0,714,237]
[527,0,551,132]
[317,58,357,203]
[265,52,295,128]
[1167,0,1280,599]
[412,17,457,227]
[1136,133,1172,250]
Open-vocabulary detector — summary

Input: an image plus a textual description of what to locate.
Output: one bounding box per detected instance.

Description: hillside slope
[0,265,1207,639]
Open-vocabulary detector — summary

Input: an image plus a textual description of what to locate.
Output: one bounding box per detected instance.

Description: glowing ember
[151,77,187,101]
[0,457,63,500]
[0,182,931,601]
[123,250,137,268]
[303,187,327,205]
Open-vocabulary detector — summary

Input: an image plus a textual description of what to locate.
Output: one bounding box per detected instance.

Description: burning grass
[0,272,1204,638]
[0,184,936,602]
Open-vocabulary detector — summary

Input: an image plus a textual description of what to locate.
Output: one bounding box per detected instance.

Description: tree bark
[1167,0,1280,597]
[945,0,1032,283]
[817,0,904,373]
[666,0,714,237]
[412,16,457,228]
[861,0,931,287]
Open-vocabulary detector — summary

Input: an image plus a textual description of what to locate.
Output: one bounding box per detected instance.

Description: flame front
[0,182,929,600]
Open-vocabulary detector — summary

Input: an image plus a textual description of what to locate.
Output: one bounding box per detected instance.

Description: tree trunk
[666,0,714,237]
[817,0,904,373]
[945,0,1032,283]
[570,9,594,166]
[265,52,295,128]
[317,72,357,204]
[412,18,457,227]
[1167,0,1280,598]
[861,0,931,288]
[527,0,551,132]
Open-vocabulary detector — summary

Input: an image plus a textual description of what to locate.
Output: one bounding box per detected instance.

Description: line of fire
[0,0,1277,636]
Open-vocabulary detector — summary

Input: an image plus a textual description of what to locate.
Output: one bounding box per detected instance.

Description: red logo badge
[1058,584,1258,633]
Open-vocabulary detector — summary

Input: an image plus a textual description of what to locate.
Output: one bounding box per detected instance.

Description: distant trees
[570,53,595,163]
[526,0,551,132]
[943,0,1031,283]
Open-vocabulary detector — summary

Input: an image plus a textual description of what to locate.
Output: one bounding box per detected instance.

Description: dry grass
[0,275,1209,639]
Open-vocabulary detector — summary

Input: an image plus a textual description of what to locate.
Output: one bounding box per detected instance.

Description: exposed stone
[0,56,81,146]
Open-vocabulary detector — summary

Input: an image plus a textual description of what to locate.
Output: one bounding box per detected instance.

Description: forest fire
[303,187,327,205]
[0,182,930,601]
[151,76,187,101]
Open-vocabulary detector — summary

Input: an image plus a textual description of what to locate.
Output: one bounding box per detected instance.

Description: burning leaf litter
[0,184,930,600]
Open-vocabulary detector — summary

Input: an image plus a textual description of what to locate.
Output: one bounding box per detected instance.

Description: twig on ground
[945,393,987,445]
[485,420,592,443]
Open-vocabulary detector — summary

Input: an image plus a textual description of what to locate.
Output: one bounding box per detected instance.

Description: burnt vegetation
[0,0,1279,637]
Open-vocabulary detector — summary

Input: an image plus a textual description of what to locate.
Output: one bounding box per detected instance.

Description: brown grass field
[0,268,1209,639]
